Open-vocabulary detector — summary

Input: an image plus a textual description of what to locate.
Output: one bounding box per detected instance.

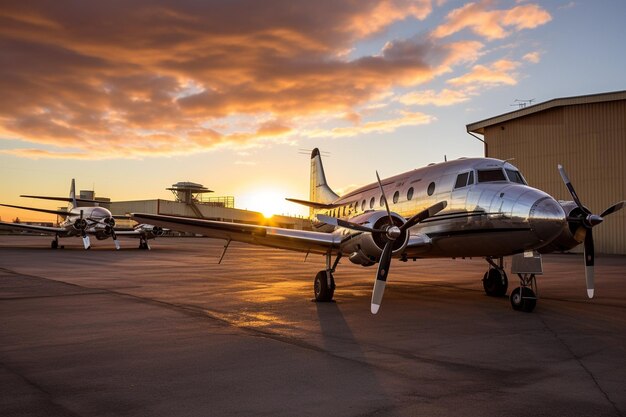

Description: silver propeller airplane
[132,149,624,314]
[0,179,165,250]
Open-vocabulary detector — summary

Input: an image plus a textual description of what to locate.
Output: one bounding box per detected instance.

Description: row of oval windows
[328,181,436,217]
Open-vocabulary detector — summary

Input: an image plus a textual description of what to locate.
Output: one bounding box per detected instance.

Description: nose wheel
[510,273,537,312]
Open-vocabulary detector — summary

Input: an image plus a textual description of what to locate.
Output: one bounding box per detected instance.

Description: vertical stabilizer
[68,179,77,210]
[310,148,339,207]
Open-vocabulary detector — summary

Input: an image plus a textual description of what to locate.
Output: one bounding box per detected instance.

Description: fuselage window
[407,187,414,200]
[454,172,469,189]
[505,169,526,185]
[392,191,400,204]
[427,182,436,196]
[369,197,375,209]
[342,206,346,216]
[361,199,366,211]
[477,169,507,183]
[380,195,385,207]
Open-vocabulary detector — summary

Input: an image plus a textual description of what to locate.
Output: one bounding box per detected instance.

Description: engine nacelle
[135,224,165,237]
[73,218,87,231]
[339,211,409,266]
[538,201,585,253]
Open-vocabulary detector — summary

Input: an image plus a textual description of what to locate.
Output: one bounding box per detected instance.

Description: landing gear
[510,273,537,312]
[483,257,508,297]
[138,237,150,250]
[51,236,59,249]
[314,271,335,302]
[314,252,341,302]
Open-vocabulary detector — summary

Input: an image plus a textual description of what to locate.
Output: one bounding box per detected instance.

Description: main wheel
[314,270,335,302]
[483,268,508,297]
[510,287,537,312]
[51,240,58,249]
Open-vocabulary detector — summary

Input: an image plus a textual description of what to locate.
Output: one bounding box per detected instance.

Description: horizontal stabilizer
[285,198,343,210]
[21,195,102,204]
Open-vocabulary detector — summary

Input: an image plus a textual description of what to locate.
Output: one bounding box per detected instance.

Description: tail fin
[68,179,77,211]
[310,148,339,206]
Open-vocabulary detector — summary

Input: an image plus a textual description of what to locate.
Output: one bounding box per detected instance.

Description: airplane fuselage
[314,158,567,260]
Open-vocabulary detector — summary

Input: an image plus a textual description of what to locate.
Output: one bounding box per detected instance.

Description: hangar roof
[467,90,626,134]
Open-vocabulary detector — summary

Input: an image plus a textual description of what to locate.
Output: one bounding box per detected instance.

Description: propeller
[558,165,625,298]
[104,217,120,250]
[317,171,447,314]
[77,210,91,250]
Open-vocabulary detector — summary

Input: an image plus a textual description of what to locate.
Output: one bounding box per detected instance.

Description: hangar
[467,90,626,254]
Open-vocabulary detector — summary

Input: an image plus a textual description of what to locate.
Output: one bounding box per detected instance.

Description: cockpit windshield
[505,169,527,185]
[477,169,507,183]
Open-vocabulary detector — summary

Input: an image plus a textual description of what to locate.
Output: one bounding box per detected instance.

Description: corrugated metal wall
[485,100,626,254]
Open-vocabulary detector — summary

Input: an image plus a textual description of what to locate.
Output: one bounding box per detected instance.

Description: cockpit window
[454,172,470,189]
[477,168,507,182]
[505,169,526,185]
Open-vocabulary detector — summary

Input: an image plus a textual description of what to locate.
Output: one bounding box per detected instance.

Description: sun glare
[238,189,292,218]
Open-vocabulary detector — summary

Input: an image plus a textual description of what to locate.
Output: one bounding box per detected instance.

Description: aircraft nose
[528,197,567,244]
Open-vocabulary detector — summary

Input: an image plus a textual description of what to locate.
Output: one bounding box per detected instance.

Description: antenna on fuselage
[444,155,447,162]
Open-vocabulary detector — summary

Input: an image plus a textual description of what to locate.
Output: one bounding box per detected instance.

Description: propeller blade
[557,165,591,215]
[376,171,394,226]
[584,228,594,298]
[371,240,394,314]
[317,214,373,232]
[401,201,448,231]
[600,201,625,217]
[111,229,120,250]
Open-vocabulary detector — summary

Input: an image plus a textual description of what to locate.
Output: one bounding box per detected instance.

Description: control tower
[166,182,213,204]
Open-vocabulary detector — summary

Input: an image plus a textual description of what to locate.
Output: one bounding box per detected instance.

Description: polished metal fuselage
[314,158,568,259]
[60,206,115,238]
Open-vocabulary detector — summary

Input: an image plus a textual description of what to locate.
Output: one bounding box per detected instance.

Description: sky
[1,0,625,221]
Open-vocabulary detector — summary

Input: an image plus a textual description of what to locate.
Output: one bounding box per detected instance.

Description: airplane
[0,179,165,250]
[132,149,624,314]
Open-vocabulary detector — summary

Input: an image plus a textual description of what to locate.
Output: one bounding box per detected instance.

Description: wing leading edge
[131,213,339,254]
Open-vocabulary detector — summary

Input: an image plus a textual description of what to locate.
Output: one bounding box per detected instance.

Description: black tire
[483,268,508,297]
[314,270,335,302]
[510,287,537,312]
[51,240,58,249]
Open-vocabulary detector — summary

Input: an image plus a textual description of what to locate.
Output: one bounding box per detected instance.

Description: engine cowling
[538,201,585,253]
[73,218,87,231]
[339,211,409,266]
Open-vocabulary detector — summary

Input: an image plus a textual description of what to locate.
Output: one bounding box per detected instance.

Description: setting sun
[237,188,302,218]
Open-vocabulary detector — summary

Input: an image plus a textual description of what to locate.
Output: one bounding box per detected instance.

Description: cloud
[306,111,435,138]
[433,1,551,40]
[523,51,541,63]
[0,1,550,159]
[398,88,470,106]
[447,59,520,86]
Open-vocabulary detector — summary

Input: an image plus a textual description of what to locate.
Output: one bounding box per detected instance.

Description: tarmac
[1,235,625,417]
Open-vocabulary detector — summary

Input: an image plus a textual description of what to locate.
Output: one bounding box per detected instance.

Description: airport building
[467,90,626,254]
[108,181,310,231]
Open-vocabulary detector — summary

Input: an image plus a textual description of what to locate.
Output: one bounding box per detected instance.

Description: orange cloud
[433,2,551,40]
[0,1,550,159]
[523,51,541,63]
[306,111,435,138]
[398,89,470,106]
[447,59,520,86]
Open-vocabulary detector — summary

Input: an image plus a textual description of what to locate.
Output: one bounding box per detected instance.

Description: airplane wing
[0,220,68,236]
[0,203,70,217]
[402,232,434,257]
[131,213,340,254]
